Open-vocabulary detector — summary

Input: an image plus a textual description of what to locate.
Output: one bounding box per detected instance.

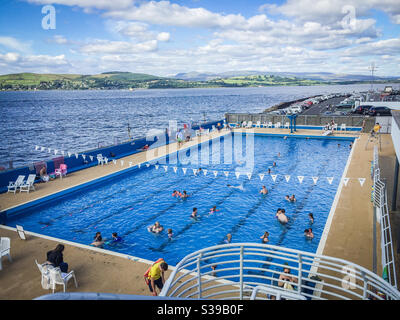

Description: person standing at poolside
[145,259,169,296]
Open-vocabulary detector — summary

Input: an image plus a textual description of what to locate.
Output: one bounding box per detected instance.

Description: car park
[353,105,373,114]
[368,106,392,116]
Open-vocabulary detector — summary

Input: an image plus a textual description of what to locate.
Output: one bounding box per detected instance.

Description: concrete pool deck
[0,127,393,299]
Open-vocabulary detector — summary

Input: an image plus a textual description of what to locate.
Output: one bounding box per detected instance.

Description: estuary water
[0,83,390,168]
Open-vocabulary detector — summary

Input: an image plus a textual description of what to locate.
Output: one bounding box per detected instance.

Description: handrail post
[240,246,244,300]
[298,253,303,295]
[197,253,203,299]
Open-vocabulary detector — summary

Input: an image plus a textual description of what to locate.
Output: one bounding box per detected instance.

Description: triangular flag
[247,173,252,180]
[182,168,187,175]
[61,151,65,156]
[259,174,265,181]
[82,154,86,160]
[213,171,218,177]
[48,148,52,153]
[35,145,39,151]
[358,178,366,187]
[146,163,150,167]
[203,169,208,176]
[163,165,168,172]
[193,169,198,175]
[343,178,350,186]
[54,149,58,155]
[235,172,241,179]
[138,163,141,168]
[75,153,79,159]
[327,177,334,185]
[129,162,133,167]
[224,171,229,177]
[285,175,291,182]
[312,177,319,185]
[89,155,93,161]
[155,165,159,170]
[41,147,45,152]
[67,152,72,157]
[297,176,304,184]
[271,174,277,182]
[113,160,117,165]
[173,167,178,173]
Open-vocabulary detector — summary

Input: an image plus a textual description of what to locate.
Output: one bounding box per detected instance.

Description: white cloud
[0,52,20,63]
[157,32,170,42]
[79,39,158,54]
[27,0,135,10]
[0,37,32,53]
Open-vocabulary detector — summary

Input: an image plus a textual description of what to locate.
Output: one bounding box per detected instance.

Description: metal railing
[373,146,397,288]
[160,243,400,300]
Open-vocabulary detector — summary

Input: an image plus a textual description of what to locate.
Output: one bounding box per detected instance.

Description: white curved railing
[160,243,400,300]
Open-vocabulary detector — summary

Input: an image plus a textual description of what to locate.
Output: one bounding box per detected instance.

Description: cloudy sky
[0,0,399,76]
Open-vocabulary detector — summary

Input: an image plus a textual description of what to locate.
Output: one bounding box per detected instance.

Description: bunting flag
[35,145,39,151]
[327,177,334,185]
[129,162,133,167]
[173,167,178,173]
[213,171,218,177]
[41,147,46,152]
[61,151,65,156]
[247,173,252,180]
[203,169,208,176]
[235,172,241,179]
[113,160,117,165]
[297,176,304,184]
[285,175,291,182]
[138,163,141,168]
[146,163,150,167]
[48,148,52,153]
[120,160,124,166]
[89,155,93,161]
[271,174,277,182]
[182,167,187,175]
[343,177,350,186]
[155,165,159,170]
[312,177,319,185]
[358,178,366,187]
[82,154,86,160]
[224,171,229,177]
[54,149,58,155]
[163,165,168,172]
[75,153,79,159]
[192,169,198,176]
[67,152,72,157]
[259,174,265,181]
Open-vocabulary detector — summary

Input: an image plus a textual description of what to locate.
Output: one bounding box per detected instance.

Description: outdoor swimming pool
[5,133,354,266]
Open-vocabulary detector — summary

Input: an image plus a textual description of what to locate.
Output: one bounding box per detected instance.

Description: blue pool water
[5,134,353,266]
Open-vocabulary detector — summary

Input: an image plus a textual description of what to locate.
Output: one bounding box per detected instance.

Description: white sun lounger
[7,175,25,194]
[19,174,36,193]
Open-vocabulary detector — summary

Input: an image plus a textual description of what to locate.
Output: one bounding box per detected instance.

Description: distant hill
[0,71,399,91]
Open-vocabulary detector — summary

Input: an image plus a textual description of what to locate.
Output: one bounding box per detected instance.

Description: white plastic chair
[7,175,25,194]
[268,122,273,128]
[284,122,290,129]
[340,124,346,131]
[275,122,281,128]
[241,121,247,128]
[246,121,253,128]
[97,154,105,165]
[255,121,261,128]
[332,124,338,131]
[19,174,36,193]
[195,130,200,136]
[49,267,78,293]
[0,237,12,270]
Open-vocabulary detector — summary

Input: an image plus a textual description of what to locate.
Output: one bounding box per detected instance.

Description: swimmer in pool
[285,195,290,201]
[268,168,271,174]
[227,184,244,191]
[181,190,189,199]
[167,228,173,240]
[209,206,219,214]
[260,231,269,244]
[304,228,314,239]
[91,232,105,247]
[273,161,276,167]
[308,213,314,224]
[224,233,232,244]
[276,209,288,224]
[289,194,296,202]
[190,208,198,219]
[172,190,181,197]
[148,221,164,234]
[260,186,268,195]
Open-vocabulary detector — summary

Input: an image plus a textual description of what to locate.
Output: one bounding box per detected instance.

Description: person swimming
[308,213,314,224]
[209,206,219,214]
[172,190,181,197]
[148,221,164,234]
[91,232,104,247]
[260,231,269,244]
[276,209,288,224]
[167,228,173,240]
[304,228,314,239]
[190,208,198,219]
[227,184,244,191]
[289,194,296,202]
[181,190,189,199]
[260,186,268,195]
[224,233,232,244]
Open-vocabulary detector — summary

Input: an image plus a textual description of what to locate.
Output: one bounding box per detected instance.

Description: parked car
[353,105,373,114]
[368,106,392,116]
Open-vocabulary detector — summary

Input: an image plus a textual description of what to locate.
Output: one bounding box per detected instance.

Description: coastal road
[301,96,347,115]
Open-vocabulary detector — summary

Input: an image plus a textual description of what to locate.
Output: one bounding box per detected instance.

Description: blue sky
[0,0,399,76]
